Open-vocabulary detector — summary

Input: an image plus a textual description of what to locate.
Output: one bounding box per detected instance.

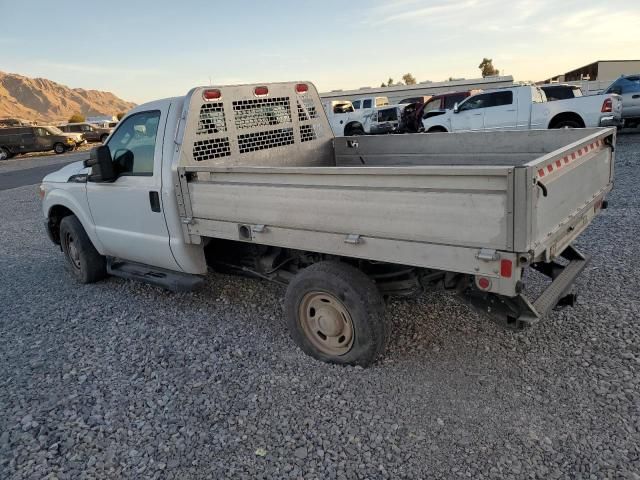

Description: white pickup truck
[422,85,622,133]
[322,98,402,136]
[40,81,616,366]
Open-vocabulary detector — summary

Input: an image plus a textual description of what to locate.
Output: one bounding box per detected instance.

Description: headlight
[66,138,75,144]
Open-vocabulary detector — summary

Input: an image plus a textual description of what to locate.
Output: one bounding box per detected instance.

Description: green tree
[402,73,417,85]
[68,113,85,123]
[478,58,499,77]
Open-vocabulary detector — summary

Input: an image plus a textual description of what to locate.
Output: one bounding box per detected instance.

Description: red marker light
[254,86,269,96]
[500,259,513,278]
[295,83,308,94]
[477,277,491,290]
[203,89,221,100]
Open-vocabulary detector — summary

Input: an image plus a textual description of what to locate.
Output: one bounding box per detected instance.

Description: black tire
[53,143,66,154]
[345,125,365,136]
[551,120,581,129]
[0,147,12,160]
[427,126,447,133]
[100,134,109,143]
[59,215,107,284]
[284,261,387,367]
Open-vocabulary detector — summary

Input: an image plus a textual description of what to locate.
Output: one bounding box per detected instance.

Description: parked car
[603,75,640,129]
[422,85,622,133]
[323,99,402,135]
[58,123,112,143]
[400,90,480,133]
[0,125,76,159]
[0,118,34,127]
[40,81,615,366]
[540,84,583,101]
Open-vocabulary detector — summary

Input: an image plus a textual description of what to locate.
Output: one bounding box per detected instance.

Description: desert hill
[0,71,136,123]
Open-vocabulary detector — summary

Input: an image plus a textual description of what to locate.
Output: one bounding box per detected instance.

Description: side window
[488,91,513,107]
[81,125,93,132]
[458,93,490,111]
[106,110,160,176]
[363,99,372,109]
[532,88,545,103]
[423,98,443,115]
[34,127,50,136]
[375,97,389,107]
[444,94,465,110]
[352,100,361,109]
[620,77,640,94]
[71,125,82,132]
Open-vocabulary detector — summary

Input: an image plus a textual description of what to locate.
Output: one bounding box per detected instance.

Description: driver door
[86,109,179,271]
[450,93,489,131]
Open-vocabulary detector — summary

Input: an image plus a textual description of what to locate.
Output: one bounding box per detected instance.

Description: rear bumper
[464,245,590,330]
[599,115,623,127]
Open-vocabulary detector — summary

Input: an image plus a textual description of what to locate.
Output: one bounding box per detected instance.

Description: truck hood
[43,160,89,183]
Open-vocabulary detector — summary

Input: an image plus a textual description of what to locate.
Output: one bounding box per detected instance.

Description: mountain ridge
[0,71,136,123]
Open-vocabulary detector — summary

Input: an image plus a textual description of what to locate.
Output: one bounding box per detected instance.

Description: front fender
[43,185,106,254]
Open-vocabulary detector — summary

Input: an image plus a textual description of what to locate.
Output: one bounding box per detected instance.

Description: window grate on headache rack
[232,97,292,130]
[297,98,319,121]
[299,124,317,143]
[238,128,294,154]
[193,137,232,161]
[196,102,227,135]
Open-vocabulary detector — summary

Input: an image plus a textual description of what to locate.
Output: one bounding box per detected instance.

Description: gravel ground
[1,133,639,479]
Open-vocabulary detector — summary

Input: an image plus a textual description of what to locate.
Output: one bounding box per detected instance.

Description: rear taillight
[295,83,308,94]
[203,89,221,100]
[254,86,269,96]
[601,98,612,113]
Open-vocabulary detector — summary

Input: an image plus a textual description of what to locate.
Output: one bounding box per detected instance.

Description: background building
[542,60,640,84]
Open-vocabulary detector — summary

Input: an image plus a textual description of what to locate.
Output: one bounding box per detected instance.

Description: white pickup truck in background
[40,81,616,367]
[422,85,622,133]
[322,98,403,136]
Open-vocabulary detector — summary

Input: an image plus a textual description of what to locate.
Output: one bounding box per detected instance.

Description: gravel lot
[1,133,639,479]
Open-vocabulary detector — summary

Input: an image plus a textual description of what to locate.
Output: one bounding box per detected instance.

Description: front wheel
[53,143,66,154]
[284,261,387,367]
[100,134,109,143]
[0,147,12,160]
[59,215,107,284]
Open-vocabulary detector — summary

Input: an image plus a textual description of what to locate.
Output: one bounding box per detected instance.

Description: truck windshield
[46,126,64,135]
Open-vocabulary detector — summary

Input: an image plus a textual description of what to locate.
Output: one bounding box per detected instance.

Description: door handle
[632,94,640,99]
[149,191,161,212]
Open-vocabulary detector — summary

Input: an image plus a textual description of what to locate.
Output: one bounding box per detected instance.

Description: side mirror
[609,87,622,95]
[453,102,459,113]
[84,145,116,182]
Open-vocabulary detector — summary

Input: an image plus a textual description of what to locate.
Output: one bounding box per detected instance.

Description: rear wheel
[427,126,447,133]
[53,143,66,154]
[0,147,12,160]
[551,120,581,129]
[100,133,109,143]
[60,215,107,284]
[284,261,387,367]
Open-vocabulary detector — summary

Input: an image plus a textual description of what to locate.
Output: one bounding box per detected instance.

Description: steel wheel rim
[63,232,81,270]
[0,149,7,160]
[55,144,64,153]
[298,291,354,356]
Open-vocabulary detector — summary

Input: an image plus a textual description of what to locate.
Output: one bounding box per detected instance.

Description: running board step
[532,252,589,317]
[107,259,204,292]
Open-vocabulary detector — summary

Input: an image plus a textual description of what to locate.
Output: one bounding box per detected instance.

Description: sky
[0,0,638,104]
